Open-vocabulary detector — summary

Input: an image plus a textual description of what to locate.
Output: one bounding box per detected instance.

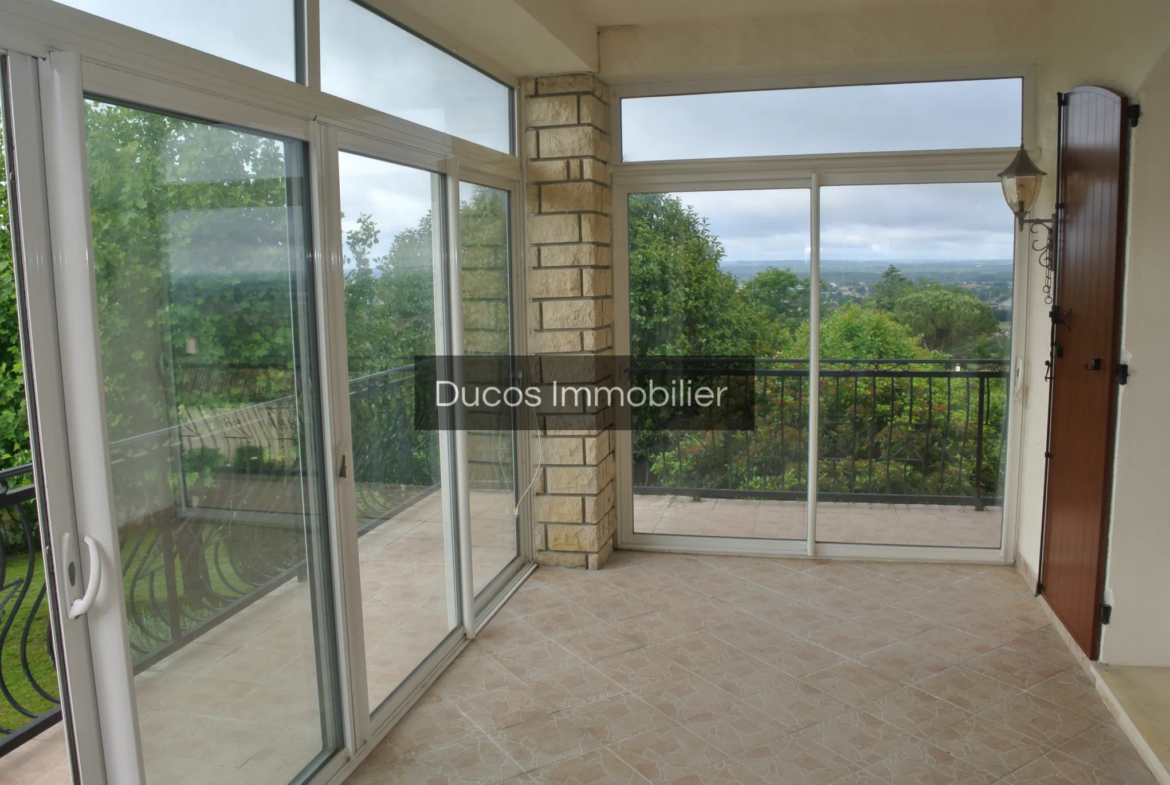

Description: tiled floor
[352,552,1153,785]
[635,496,1003,548]
[4,490,517,785]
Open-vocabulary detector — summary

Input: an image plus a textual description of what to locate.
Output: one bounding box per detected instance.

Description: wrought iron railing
[0,364,433,752]
[0,465,59,756]
[633,358,1010,509]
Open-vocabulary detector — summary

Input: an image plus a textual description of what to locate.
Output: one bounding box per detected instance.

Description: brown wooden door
[1040,86,1130,659]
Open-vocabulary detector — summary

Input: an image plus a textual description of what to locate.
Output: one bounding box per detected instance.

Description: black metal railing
[633,358,1010,509]
[0,465,59,756]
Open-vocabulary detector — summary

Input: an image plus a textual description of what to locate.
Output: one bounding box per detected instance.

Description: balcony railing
[633,358,1009,509]
[0,465,58,756]
[0,364,432,752]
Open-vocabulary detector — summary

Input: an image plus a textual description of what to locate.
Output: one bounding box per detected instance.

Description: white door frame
[611,153,1029,566]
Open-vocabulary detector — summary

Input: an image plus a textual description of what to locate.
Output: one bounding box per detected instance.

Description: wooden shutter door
[1040,86,1130,659]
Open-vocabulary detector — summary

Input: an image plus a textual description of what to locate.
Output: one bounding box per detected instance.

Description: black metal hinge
[1100,604,1113,625]
[1117,364,1130,385]
[1058,92,1067,107]
[1035,581,1045,596]
[1129,104,1142,128]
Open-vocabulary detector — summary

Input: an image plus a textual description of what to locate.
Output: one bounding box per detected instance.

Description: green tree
[0,108,31,466]
[894,284,1001,357]
[629,193,777,357]
[872,264,914,312]
[742,267,809,330]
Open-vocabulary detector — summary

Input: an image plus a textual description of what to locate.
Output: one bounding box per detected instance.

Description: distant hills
[722,259,1014,284]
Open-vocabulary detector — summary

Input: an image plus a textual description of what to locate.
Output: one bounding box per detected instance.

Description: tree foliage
[1,108,31,466]
[894,283,1001,357]
[629,193,779,357]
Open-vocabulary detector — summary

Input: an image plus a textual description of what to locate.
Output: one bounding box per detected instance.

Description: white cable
[516,427,543,516]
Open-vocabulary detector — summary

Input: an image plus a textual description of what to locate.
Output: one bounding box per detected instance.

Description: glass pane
[87,101,340,780]
[629,189,810,539]
[459,182,518,593]
[322,0,512,153]
[57,0,296,80]
[338,152,458,713]
[622,79,1021,161]
[816,183,1013,547]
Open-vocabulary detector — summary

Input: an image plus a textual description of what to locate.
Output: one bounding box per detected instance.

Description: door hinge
[1058,92,1067,107]
[1117,364,1130,385]
[1035,581,1045,596]
[1100,603,1113,625]
[1050,305,1067,325]
[1129,104,1142,128]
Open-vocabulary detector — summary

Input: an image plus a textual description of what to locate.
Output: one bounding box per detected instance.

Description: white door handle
[68,535,102,619]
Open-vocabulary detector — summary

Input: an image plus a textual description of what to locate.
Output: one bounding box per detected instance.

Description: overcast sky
[670,182,1014,265]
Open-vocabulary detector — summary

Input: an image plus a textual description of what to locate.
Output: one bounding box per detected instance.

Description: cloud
[669,182,1013,263]
[622,79,1022,161]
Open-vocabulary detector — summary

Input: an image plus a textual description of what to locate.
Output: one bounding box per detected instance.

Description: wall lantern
[999,143,1057,304]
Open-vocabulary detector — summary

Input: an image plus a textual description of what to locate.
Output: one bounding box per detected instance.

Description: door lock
[1085,358,1102,371]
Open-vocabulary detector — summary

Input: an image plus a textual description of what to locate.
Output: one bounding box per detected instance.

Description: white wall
[599,0,1050,84]
[1098,78,1170,667]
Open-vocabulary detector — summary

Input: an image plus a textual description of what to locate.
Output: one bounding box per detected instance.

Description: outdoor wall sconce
[999,143,1057,304]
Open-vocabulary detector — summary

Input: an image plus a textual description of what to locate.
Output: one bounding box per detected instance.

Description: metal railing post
[974,375,986,512]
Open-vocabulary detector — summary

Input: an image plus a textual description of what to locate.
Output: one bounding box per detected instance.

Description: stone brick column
[523,74,616,569]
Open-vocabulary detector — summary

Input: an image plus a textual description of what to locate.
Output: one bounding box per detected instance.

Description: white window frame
[611,67,1037,567]
[0,0,531,777]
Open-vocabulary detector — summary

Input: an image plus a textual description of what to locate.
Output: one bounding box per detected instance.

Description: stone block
[547,523,603,552]
[529,268,581,298]
[541,244,604,267]
[542,299,608,329]
[579,93,610,133]
[584,481,616,524]
[534,494,583,523]
[588,536,613,570]
[530,331,583,353]
[583,431,612,464]
[527,95,577,127]
[581,327,613,351]
[539,436,584,465]
[528,213,579,244]
[536,550,588,568]
[527,159,569,183]
[581,213,612,243]
[539,126,603,159]
[541,182,607,213]
[581,158,609,185]
[581,268,612,297]
[546,465,602,494]
[536,74,596,95]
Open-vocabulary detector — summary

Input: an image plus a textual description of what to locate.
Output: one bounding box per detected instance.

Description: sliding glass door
[458,182,521,595]
[627,188,811,542]
[619,179,1018,557]
[87,98,343,782]
[10,48,524,785]
[337,152,459,714]
[815,183,1014,550]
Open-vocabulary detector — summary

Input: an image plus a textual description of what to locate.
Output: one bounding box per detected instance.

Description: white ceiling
[571,0,968,28]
